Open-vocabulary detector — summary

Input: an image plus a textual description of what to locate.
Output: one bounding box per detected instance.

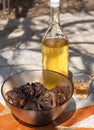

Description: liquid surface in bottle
[42,37,69,76]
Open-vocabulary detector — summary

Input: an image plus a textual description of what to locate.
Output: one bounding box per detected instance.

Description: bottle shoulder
[42,37,69,48]
[42,24,67,41]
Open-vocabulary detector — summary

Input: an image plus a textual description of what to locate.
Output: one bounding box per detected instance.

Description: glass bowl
[1,70,74,127]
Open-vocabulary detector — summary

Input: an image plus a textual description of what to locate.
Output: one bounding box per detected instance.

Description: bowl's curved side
[1,70,74,126]
[5,98,71,126]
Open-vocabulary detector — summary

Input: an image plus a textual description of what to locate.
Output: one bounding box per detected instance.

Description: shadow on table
[0,12,94,73]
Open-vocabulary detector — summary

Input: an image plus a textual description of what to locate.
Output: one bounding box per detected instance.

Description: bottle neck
[50,6,60,26]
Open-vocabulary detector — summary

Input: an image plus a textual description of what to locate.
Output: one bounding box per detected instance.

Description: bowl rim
[1,69,74,112]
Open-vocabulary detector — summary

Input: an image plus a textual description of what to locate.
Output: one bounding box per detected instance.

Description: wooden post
[2,0,10,14]
[3,0,6,14]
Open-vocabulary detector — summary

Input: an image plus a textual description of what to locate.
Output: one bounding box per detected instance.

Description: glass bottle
[42,0,69,76]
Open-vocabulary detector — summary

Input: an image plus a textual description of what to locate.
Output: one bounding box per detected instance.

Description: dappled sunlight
[70,56,86,70]
[8,27,25,39]
[0,75,4,83]
[0,18,45,50]
[0,12,94,74]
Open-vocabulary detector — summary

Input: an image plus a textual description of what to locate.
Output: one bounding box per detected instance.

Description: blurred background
[0,0,94,19]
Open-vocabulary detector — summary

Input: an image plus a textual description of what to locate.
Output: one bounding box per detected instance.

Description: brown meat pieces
[5,82,47,109]
[23,100,38,110]
[31,82,46,98]
[38,91,56,110]
[5,82,71,110]
[14,82,35,99]
[5,90,26,107]
[53,83,71,105]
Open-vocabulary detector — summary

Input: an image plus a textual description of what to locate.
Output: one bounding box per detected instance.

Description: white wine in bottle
[42,0,69,76]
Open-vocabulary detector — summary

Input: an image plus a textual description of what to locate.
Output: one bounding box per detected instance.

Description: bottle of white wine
[42,0,69,76]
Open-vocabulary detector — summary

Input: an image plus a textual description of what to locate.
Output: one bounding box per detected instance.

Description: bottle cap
[50,0,60,7]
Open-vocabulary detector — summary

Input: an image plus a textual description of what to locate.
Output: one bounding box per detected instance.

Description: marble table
[0,11,94,130]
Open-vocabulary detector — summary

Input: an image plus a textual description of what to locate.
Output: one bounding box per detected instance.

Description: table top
[0,11,94,130]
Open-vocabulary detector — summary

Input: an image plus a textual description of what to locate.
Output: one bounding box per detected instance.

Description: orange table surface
[0,102,94,130]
